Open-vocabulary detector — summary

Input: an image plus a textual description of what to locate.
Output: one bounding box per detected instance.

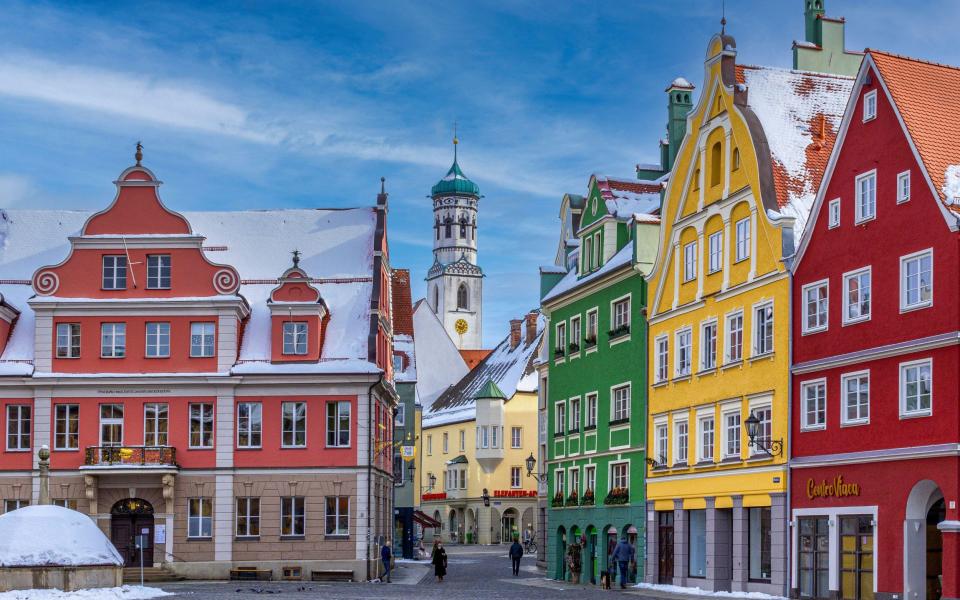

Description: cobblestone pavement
[151,544,660,599]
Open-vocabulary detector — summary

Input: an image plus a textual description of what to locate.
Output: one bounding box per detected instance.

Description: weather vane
[291,249,301,268]
[721,0,727,34]
[135,141,143,166]
[453,121,459,161]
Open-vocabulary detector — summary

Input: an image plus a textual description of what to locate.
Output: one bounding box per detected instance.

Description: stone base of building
[166,559,374,582]
[0,565,122,592]
[546,504,646,585]
[421,498,537,545]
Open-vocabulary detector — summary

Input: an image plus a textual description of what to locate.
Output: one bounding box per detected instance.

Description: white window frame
[585,392,598,428]
[101,255,127,290]
[569,315,581,350]
[584,465,596,493]
[841,370,870,426]
[187,498,212,539]
[855,170,877,224]
[900,249,933,312]
[609,461,629,491]
[897,170,911,203]
[235,497,260,538]
[510,466,522,489]
[725,310,743,363]
[700,320,717,370]
[697,415,714,463]
[442,431,449,453]
[56,323,81,359]
[752,301,774,357]
[611,383,631,422]
[828,198,840,229]
[683,241,698,282]
[675,328,692,377]
[99,403,124,447]
[325,496,349,537]
[611,294,631,332]
[673,418,689,466]
[145,322,170,358]
[747,403,773,457]
[899,358,932,418]
[708,231,723,273]
[326,401,351,447]
[862,89,877,122]
[722,407,741,459]
[555,322,567,355]
[282,322,308,355]
[802,280,829,334]
[843,267,872,325]
[655,421,669,465]
[555,401,566,436]
[143,402,169,447]
[511,426,522,448]
[190,322,216,358]
[586,308,598,345]
[593,231,602,268]
[5,405,31,451]
[100,322,126,358]
[735,217,751,262]
[189,402,214,449]
[800,379,827,431]
[569,397,581,432]
[568,467,580,496]
[459,429,465,451]
[281,496,306,537]
[54,404,79,450]
[281,401,307,448]
[654,334,669,383]
[237,402,262,449]
[146,254,171,289]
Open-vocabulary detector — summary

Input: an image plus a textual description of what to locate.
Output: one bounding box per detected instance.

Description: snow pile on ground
[0,586,171,600]
[0,505,122,567]
[634,582,786,600]
[942,165,960,205]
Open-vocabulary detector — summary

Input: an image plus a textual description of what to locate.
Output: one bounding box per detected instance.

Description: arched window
[732,147,741,171]
[457,284,469,310]
[433,286,440,311]
[435,218,441,240]
[459,216,467,238]
[693,169,701,191]
[444,216,452,239]
[710,141,722,187]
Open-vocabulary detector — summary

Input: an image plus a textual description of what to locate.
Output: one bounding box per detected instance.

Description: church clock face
[455,319,469,335]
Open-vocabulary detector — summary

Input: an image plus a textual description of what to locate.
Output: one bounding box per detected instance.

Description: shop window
[798,516,829,599]
[839,516,874,600]
[749,507,771,582]
[688,510,706,578]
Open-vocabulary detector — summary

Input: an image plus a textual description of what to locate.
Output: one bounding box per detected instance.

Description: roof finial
[453,121,459,162]
[380,176,386,194]
[720,0,726,34]
[135,141,143,166]
[291,249,301,268]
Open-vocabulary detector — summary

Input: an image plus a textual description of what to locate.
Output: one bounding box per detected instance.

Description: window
[613,297,630,331]
[56,323,81,358]
[803,281,829,333]
[459,468,466,489]
[593,232,601,268]
[555,322,566,355]
[828,199,840,229]
[655,336,669,383]
[188,498,212,538]
[843,268,871,324]
[143,403,168,446]
[570,315,581,350]
[569,468,580,496]
[189,403,214,448]
[683,241,698,282]
[282,402,306,447]
[750,406,772,454]
[146,255,171,289]
[698,416,714,463]
[675,420,689,465]
[732,147,741,170]
[282,322,308,355]
[585,393,597,428]
[54,404,79,450]
[511,427,522,448]
[100,323,126,358]
[459,429,465,451]
[586,309,598,344]
[735,217,751,262]
[724,411,740,458]
[281,497,305,537]
[324,496,350,536]
[492,425,499,448]
[897,171,911,203]
[145,322,170,358]
[393,454,404,484]
[753,302,774,356]
[675,329,692,376]
[582,236,592,274]
[190,323,215,357]
[237,402,262,448]
[555,403,566,435]
[855,171,877,223]
[862,89,877,122]
[585,465,596,492]
[554,470,565,498]
[710,142,722,187]
[726,311,743,362]
[569,397,581,432]
[900,359,932,417]
[611,462,628,490]
[708,231,723,273]
[749,507,772,581]
[456,284,468,309]
[4,500,28,513]
[481,425,489,448]
[426,435,432,455]
[99,404,123,446]
[6,405,31,451]
[801,380,827,430]
[701,321,717,370]
[396,404,405,427]
[612,385,630,422]
[442,432,449,453]
[236,497,260,537]
[655,424,668,465]
[101,255,127,290]
[53,499,77,509]
[901,250,933,310]
[510,466,521,488]
[327,401,350,447]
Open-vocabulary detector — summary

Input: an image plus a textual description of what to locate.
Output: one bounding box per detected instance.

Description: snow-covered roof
[594,175,663,220]
[0,505,123,567]
[423,314,543,428]
[541,238,634,305]
[394,334,416,383]
[412,301,468,411]
[0,207,379,375]
[668,76,694,89]
[737,65,854,237]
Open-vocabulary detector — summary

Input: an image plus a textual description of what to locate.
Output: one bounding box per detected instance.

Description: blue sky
[1,0,958,346]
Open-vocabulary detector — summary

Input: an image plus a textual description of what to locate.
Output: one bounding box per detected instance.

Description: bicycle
[523,538,537,554]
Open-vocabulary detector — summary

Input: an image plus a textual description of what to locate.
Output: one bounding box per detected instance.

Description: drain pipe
[367,372,383,582]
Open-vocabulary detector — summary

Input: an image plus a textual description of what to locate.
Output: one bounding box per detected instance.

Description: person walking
[431,539,448,582]
[611,536,635,589]
[509,536,524,576]
[380,540,392,583]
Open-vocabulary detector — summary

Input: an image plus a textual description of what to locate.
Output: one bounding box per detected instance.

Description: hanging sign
[806,475,860,500]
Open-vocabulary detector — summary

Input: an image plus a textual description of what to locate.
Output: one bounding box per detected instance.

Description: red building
[0,153,398,580]
[790,50,960,600]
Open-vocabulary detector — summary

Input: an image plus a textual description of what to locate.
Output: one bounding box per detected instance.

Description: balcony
[82,446,178,472]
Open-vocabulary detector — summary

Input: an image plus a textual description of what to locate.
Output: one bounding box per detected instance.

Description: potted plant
[603,487,629,505]
[584,334,597,348]
[552,491,565,508]
[566,541,582,584]
[568,341,580,353]
[607,324,630,339]
[580,488,595,506]
[565,490,579,507]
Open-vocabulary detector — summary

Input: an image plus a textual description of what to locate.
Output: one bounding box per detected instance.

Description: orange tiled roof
[459,349,492,371]
[391,269,414,336]
[869,49,960,210]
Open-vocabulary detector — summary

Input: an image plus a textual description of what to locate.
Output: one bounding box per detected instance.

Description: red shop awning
[413,510,441,528]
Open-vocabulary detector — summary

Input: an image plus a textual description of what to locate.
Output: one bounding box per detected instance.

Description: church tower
[426,137,483,350]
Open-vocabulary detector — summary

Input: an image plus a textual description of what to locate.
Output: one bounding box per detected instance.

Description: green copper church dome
[431,158,480,197]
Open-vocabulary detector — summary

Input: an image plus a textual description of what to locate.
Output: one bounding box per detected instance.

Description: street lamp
[744,411,783,457]
[426,472,437,492]
[407,461,416,481]
[525,452,547,482]
[482,488,490,507]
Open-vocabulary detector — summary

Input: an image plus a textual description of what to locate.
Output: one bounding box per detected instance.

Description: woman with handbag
[431,539,448,582]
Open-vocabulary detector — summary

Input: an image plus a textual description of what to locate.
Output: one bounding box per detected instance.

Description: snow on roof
[0,505,123,567]
[737,65,853,237]
[424,315,543,428]
[412,301,468,411]
[668,77,694,89]
[594,176,663,220]
[541,242,633,305]
[0,207,377,373]
[393,334,416,383]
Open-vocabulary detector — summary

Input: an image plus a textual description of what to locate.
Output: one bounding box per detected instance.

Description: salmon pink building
[790,50,960,600]
[0,153,398,581]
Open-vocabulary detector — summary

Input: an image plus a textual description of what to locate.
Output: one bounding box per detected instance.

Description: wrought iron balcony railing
[84,446,177,468]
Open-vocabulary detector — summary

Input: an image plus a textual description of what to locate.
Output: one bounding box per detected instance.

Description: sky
[1,0,958,346]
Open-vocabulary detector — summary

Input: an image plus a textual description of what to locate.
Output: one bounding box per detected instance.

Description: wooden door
[133,514,155,566]
[111,517,134,566]
[658,512,674,583]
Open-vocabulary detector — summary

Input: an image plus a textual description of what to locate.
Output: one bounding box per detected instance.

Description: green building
[792,0,862,76]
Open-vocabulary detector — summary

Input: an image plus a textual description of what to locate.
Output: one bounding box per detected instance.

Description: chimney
[525,311,538,345]
[509,319,523,349]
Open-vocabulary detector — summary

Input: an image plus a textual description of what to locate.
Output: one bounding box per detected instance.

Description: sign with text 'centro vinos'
[806,475,861,500]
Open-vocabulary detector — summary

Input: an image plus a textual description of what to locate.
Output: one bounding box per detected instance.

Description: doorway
[926,499,945,600]
[110,498,155,567]
[658,512,675,583]
[501,508,518,543]
[798,516,829,599]
[839,515,874,600]
[905,479,945,600]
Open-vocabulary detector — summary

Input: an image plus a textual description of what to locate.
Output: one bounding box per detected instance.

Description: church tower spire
[426,135,483,350]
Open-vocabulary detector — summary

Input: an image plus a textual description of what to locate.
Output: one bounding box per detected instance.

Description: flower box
[580,489,595,506]
[608,325,630,339]
[603,487,630,505]
[551,492,565,508]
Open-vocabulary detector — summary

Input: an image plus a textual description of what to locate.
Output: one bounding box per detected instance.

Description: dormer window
[102,255,127,290]
[592,232,601,269]
[863,90,877,122]
[147,255,171,289]
[283,322,308,355]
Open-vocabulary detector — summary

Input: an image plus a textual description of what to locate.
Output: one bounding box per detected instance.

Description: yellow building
[643,32,849,593]
[420,313,543,544]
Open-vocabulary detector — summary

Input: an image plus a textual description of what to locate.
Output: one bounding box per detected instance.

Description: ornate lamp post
[744,411,783,457]
[525,452,547,482]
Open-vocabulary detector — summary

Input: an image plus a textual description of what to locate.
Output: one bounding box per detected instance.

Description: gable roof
[593,175,663,220]
[391,269,414,336]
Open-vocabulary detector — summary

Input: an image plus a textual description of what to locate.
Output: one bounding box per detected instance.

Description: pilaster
[721,219,731,292]
[731,495,748,591]
[673,499,688,587]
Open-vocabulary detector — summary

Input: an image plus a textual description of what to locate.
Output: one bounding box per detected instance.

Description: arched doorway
[433,510,442,540]
[623,524,639,584]
[501,508,519,543]
[905,480,945,600]
[448,509,459,543]
[556,526,567,581]
[465,508,477,544]
[110,498,154,567]
[604,525,618,582]
[585,525,598,585]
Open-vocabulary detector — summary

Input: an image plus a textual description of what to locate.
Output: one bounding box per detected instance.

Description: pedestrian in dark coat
[611,536,635,589]
[509,538,524,576]
[380,541,392,583]
[431,540,448,582]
